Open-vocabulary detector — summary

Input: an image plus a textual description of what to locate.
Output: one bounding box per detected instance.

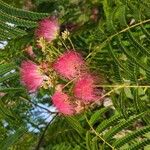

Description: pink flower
[52,91,75,115]
[73,74,101,103]
[35,17,59,42]
[53,51,85,80]
[20,61,44,92]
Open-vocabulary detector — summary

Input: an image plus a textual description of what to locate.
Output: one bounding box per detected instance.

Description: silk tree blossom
[20,61,44,92]
[52,91,75,115]
[73,74,101,103]
[53,51,85,80]
[35,17,59,42]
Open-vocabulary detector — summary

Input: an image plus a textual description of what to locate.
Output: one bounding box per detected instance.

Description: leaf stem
[59,37,69,49]
[68,37,75,50]
[92,84,127,105]
[86,19,150,60]
[92,84,150,105]
[84,114,115,150]
[95,85,150,88]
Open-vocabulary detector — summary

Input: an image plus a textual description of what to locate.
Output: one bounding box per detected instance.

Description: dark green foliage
[0,0,49,41]
[0,127,27,150]
[0,0,48,20]
[113,125,150,148]
[44,117,85,149]
[83,108,150,149]
[86,0,150,117]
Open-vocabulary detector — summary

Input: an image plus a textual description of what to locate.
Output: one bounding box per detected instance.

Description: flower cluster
[20,17,103,116]
[20,17,59,92]
[51,50,102,115]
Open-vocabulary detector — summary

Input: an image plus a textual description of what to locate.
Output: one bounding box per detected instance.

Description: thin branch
[35,114,58,150]
[63,77,77,89]
[20,96,57,114]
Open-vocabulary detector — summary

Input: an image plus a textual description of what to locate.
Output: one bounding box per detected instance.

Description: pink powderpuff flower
[52,91,75,115]
[35,17,59,42]
[53,51,85,80]
[73,74,101,103]
[20,61,44,92]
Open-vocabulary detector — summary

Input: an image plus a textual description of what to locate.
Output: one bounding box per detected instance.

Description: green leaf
[0,127,27,150]
[113,125,150,148]
[65,116,86,135]
[89,107,110,125]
